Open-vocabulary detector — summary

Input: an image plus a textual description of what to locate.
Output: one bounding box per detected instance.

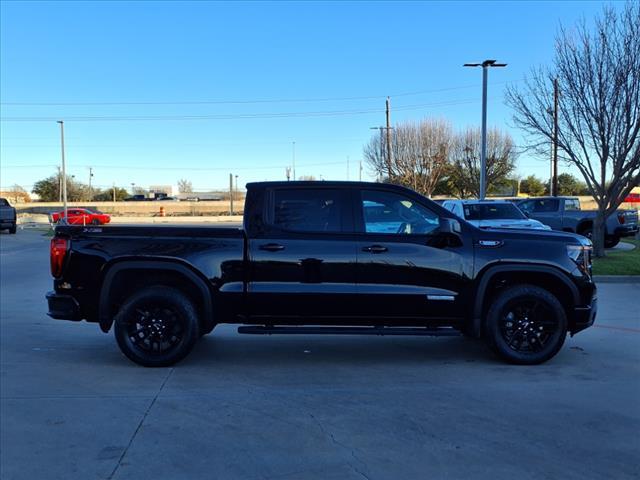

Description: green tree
[556,173,588,196]
[92,187,129,201]
[519,175,546,196]
[32,174,88,202]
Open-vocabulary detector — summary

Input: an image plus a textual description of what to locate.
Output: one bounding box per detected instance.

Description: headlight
[567,245,592,276]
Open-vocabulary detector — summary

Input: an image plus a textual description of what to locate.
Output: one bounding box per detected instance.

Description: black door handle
[362,245,388,253]
[259,243,285,252]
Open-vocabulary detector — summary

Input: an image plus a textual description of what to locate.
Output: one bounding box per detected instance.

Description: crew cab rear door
[247,186,359,319]
[353,188,469,321]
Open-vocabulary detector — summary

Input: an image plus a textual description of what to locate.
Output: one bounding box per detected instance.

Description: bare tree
[506,3,640,256]
[364,118,453,197]
[448,127,517,198]
[178,179,193,194]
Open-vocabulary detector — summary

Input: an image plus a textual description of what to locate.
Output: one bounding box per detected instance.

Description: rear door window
[270,188,345,233]
[564,199,581,211]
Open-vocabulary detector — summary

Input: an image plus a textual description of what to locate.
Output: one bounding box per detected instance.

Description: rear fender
[98,259,214,333]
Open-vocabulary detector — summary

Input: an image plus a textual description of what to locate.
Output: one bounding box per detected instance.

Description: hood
[470,219,551,230]
[474,224,591,247]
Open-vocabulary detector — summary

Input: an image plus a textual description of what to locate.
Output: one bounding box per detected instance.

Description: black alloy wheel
[484,284,567,365]
[114,286,200,367]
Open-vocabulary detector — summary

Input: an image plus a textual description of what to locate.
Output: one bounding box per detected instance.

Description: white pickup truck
[442,200,551,231]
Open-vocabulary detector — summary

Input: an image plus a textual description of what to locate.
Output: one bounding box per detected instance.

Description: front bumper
[571,295,597,335]
[46,291,82,321]
[0,220,16,228]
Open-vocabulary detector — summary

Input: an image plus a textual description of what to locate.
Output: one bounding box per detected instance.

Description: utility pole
[463,59,507,199]
[112,182,116,202]
[346,156,350,180]
[552,78,559,197]
[56,121,68,222]
[370,126,393,180]
[385,97,392,178]
[88,167,93,201]
[235,175,239,201]
[229,173,234,215]
[292,141,296,181]
[359,159,362,181]
[57,166,62,203]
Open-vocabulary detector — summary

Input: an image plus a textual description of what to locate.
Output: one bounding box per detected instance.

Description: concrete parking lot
[1,229,639,480]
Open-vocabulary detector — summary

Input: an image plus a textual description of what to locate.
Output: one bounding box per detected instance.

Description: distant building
[148,185,177,196]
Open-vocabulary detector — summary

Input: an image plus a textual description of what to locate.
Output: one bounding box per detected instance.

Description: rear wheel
[484,284,567,365]
[8,224,16,234]
[114,286,200,367]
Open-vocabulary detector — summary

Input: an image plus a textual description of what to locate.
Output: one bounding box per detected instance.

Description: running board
[237,326,461,336]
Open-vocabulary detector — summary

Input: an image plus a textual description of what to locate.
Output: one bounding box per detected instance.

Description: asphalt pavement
[1,229,639,480]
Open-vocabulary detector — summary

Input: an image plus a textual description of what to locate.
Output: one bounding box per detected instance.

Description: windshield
[464,203,527,221]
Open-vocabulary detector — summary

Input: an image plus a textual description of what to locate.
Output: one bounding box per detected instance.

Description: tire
[9,224,17,234]
[91,219,100,225]
[604,236,620,249]
[579,227,592,240]
[484,284,567,365]
[114,286,200,367]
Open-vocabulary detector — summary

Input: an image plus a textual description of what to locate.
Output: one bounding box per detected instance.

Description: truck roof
[245,181,427,196]
[247,180,380,188]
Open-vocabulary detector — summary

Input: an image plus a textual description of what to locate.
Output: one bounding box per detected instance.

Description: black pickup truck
[47,181,597,367]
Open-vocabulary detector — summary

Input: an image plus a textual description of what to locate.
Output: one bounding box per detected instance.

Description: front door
[354,188,470,323]
[247,187,359,321]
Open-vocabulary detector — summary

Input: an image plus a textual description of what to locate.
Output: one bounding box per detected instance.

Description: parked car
[51,208,111,225]
[124,194,147,201]
[47,181,596,367]
[442,199,551,230]
[515,197,638,248]
[0,197,17,234]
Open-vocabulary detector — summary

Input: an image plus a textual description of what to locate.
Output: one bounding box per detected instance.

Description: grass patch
[592,239,640,276]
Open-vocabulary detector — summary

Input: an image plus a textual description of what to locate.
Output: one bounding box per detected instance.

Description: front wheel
[114,286,200,367]
[484,285,567,365]
[605,236,620,248]
[8,224,16,234]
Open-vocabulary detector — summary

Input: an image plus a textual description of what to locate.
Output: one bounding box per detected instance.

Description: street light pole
[463,59,507,199]
[57,121,68,222]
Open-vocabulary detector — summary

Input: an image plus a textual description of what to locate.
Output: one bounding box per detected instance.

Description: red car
[51,208,111,225]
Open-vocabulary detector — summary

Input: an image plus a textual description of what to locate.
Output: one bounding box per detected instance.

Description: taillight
[618,213,625,224]
[50,238,69,278]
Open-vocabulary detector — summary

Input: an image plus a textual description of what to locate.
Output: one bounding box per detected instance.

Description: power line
[0,99,477,123]
[0,82,515,106]
[0,160,348,171]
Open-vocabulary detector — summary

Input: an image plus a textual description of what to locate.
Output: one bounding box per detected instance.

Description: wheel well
[478,271,575,327]
[101,267,212,333]
[576,221,592,235]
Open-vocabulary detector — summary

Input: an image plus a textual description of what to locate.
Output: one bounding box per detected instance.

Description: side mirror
[439,217,461,235]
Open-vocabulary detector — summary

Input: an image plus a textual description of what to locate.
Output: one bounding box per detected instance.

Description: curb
[593,275,640,283]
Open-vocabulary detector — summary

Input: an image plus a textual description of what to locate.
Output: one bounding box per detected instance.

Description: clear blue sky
[0,0,612,194]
